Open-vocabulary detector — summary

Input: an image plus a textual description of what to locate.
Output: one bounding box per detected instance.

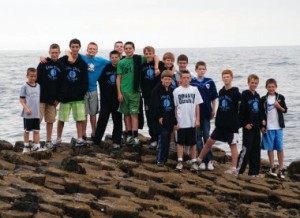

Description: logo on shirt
[88,62,95,72]
[145,67,154,80]
[108,74,116,86]
[206,84,210,89]
[249,98,259,113]
[178,93,195,104]
[267,103,275,111]
[48,68,58,80]
[161,95,172,111]
[219,95,232,111]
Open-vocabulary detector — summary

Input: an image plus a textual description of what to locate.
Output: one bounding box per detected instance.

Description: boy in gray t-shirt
[20,68,44,153]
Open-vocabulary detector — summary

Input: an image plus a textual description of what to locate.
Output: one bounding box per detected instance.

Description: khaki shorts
[58,101,86,122]
[118,92,140,115]
[40,103,56,123]
[84,91,99,115]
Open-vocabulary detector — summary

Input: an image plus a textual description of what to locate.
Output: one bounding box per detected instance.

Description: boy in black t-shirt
[197,70,241,175]
[93,50,122,148]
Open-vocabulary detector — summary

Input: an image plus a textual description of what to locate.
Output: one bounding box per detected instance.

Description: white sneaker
[32,144,46,152]
[149,141,157,149]
[45,141,54,151]
[268,168,277,177]
[112,143,120,149]
[52,138,62,147]
[22,145,31,153]
[175,162,183,171]
[190,162,199,172]
[207,161,214,171]
[225,167,238,175]
[133,137,141,147]
[199,163,206,170]
[185,160,193,166]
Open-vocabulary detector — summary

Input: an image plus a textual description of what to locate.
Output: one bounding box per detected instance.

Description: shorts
[23,118,40,132]
[262,129,283,151]
[210,128,239,145]
[177,127,196,146]
[40,103,56,123]
[118,92,140,115]
[84,91,99,115]
[58,101,85,122]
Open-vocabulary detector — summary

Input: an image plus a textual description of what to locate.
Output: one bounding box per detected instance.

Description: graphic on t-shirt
[248,98,259,113]
[161,95,172,111]
[145,67,154,80]
[206,83,210,89]
[49,68,57,80]
[67,70,77,82]
[170,79,177,89]
[88,62,95,72]
[108,74,116,86]
[219,95,231,111]
[178,93,196,104]
[267,103,275,111]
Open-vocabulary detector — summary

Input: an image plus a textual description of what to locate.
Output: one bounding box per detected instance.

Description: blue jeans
[196,118,213,164]
[157,128,171,164]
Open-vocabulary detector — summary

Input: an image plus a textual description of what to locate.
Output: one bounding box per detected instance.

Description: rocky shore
[0,136,299,218]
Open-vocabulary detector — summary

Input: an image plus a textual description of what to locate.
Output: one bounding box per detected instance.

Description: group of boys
[20,39,288,179]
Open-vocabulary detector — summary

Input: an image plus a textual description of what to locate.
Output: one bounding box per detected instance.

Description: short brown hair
[177,54,188,63]
[161,70,173,79]
[180,70,191,78]
[26,67,36,76]
[222,69,233,78]
[49,43,60,51]
[265,78,277,88]
[195,61,206,70]
[163,52,175,62]
[248,74,259,83]
[88,42,98,48]
[143,46,155,54]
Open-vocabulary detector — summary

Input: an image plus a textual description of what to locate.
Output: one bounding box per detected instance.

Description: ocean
[0,46,299,165]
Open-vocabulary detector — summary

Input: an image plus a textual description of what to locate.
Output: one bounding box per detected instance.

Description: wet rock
[288,160,300,176]
[61,157,86,174]
[0,159,15,171]
[0,150,39,167]
[64,202,92,218]
[33,212,61,218]
[0,210,33,218]
[0,140,14,151]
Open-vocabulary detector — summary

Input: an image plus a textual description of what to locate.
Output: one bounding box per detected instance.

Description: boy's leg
[72,101,86,141]
[248,130,261,176]
[57,121,64,139]
[93,104,110,145]
[76,121,84,139]
[124,115,132,134]
[46,123,53,142]
[268,150,275,168]
[198,138,216,160]
[144,98,156,142]
[277,150,284,170]
[45,104,56,142]
[24,131,29,144]
[82,116,88,138]
[237,130,251,174]
[138,96,144,130]
[33,130,40,144]
[57,102,71,141]
[111,109,123,145]
[90,114,97,137]
[229,143,238,168]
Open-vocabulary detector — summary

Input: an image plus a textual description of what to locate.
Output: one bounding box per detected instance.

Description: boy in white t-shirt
[173,71,203,172]
[261,78,287,179]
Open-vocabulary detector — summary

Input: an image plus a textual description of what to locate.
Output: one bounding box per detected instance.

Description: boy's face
[49,48,60,61]
[177,60,188,71]
[144,49,154,62]
[248,78,259,92]
[114,43,124,54]
[70,43,80,56]
[163,58,174,69]
[27,72,37,84]
[110,54,120,66]
[266,83,277,95]
[222,73,233,86]
[196,65,206,78]
[180,73,191,86]
[161,76,172,88]
[124,44,135,57]
[87,44,98,57]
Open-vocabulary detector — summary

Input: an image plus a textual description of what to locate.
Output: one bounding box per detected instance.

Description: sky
[0,0,299,50]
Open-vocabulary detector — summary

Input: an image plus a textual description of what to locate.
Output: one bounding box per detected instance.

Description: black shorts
[177,127,196,146]
[210,128,239,145]
[23,118,40,132]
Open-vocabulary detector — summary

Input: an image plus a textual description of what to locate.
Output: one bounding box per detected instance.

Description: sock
[197,157,203,163]
[192,158,197,163]
[128,130,132,136]
[24,143,29,147]
[77,138,83,142]
[133,130,138,138]
[34,143,40,148]
[178,158,183,162]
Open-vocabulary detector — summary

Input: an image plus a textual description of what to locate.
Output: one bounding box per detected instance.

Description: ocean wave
[268,62,297,66]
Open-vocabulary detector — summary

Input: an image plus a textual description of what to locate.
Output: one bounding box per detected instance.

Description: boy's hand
[159,117,163,125]
[53,101,59,107]
[195,120,200,128]
[154,68,160,76]
[25,108,32,115]
[117,93,123,103]
[210,111,215,119]
[245,123,253,130]
[261,127,267,134]
[40,56,47,63]
[175,124,179,130]
[262,120,266,126]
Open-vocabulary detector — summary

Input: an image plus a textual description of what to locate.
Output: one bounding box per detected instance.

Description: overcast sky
[0,0,299,50]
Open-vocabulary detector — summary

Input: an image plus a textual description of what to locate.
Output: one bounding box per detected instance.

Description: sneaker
[278,169,285,179]
[190,162,199,172]
[268,168,277,177]
[82,135,87,141]
[157,162,164,167]
[125,136,134,146]
[133,137,141,147]
[121,132,128,145]
[207,161,214,171]
[32,144,46,152]
[149,141,157,149]
[199,163,206,171]
[22,145,31,153]
[112,143,120,149]
[75,139,87,147]
[185,160,193,166]
[45,141,55,151]
[175,162,183,171]
[225,167,238,175]
[52,138,62,147]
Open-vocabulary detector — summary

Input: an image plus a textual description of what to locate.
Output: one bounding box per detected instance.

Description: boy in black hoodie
[150,70,177,166]
[197,69,241,174]
[37,43,64,150]
[236,74,262,176]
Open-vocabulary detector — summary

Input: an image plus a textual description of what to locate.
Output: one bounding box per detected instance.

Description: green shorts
[58,101,85,122]
[119,92,140,115]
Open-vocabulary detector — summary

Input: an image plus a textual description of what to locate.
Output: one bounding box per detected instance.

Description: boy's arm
[20,98,31,115]
[211,99,217,119]
[116,74,123,103]
[153,55,160,76]
[275,95,287,113]
[195,104,200,127]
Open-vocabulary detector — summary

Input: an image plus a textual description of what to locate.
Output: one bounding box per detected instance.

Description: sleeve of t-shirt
[117,61,123,75]
[173,89,179,106]
[195,87,203,104]
[20,85,26,98]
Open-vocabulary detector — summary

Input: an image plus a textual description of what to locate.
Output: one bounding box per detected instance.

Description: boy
[150,70,177,166]
[141,46,164,149]
[174,54,189,84]
[53,38,88,147]
[37,43,64,150]
[190,61,218,170]
[197,70,241,174]
[79,42,110,141]
[173,71,203,172]
[94,50,122,148]
[236,74,262,176]
[116,41,144,147]
[20,68,43,153]
[261,78,287,179]
[114,41,124,55]
[162,52,177,90]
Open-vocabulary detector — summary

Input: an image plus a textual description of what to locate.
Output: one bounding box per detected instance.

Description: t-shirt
[20,82,40,119]
[266,95,280,130]
[80,54,110,92]
[173,85,203,128]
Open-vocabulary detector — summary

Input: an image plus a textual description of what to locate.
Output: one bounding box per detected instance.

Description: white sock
[178,158,183,162]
